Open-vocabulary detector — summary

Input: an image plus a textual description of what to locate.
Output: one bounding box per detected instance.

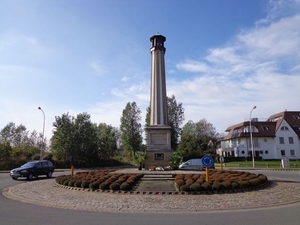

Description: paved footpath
[3,169,300,214]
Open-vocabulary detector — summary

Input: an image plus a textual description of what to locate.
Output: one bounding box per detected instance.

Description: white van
[178,158,214,170]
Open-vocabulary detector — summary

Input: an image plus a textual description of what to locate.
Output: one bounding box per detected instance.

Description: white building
[217,111,300,160]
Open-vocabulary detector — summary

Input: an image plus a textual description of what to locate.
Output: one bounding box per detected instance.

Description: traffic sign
[202,155,214,167]
[219,156,224,163]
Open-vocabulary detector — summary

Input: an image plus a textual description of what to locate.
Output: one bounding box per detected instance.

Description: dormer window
[261,126,269,131]
[293,115,300,120]
[294,126,300,131]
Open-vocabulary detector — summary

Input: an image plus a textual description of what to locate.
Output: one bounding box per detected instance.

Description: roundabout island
[3,168,300,214]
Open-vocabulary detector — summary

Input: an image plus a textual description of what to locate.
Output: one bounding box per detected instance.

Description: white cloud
[176,59,211,73]
[121,76,129,82]
[173,4,300,133]
[89,62,106,76]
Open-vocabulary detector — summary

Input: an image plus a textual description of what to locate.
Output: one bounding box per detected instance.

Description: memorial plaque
[150,133,167,145]
[154,153,164,160]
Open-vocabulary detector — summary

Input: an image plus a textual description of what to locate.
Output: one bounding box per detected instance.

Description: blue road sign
[202,155,213,167]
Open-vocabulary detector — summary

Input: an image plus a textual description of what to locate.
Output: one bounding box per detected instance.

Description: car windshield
[21,162,37,168]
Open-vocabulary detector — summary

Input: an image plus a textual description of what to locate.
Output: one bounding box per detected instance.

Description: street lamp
[38,107,45,160]
[250,106,257,168]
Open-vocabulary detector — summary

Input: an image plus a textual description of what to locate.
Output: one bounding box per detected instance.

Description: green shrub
[179,184,190,192]
[248,178,260,186]
[74,180,82,188]
[63,179,70,186]
[190,183,201,191]
[201,182,212,190]
[185,178,194,185]
[81,181,90,188]
[68,180,76,187]
[212,182,225,190]
[238,180,250,188]
[175,179,185,189]
[110,182,120,190]
[120,182,131,191]
[231,181,240,189]
[222,181,232,189]
[99,182,110,190]
[89,181,100,190]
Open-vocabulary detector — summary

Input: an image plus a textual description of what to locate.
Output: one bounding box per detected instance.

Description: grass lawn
[216,160,300,169]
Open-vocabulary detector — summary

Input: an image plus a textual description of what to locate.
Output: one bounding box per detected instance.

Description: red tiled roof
[223,111,300,141]
[268,111,300,139]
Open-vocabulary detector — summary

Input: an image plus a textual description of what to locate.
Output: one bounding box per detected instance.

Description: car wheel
[12,177,18,180]
[27,173,33,180]
[47,171,53,178]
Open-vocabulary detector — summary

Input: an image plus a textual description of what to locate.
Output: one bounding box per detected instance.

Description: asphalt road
[1,169,300,225]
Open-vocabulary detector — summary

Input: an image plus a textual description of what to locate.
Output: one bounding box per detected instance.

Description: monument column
[145,34,173,169]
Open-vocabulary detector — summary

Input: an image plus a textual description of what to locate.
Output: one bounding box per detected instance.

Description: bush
[63,179,70,186]
[231,181,240,189]
[89,181,100,190]
[120,182,131,191]
[81,181,90,189]
[190,183,201,191]
[222,181,232,189]
[201,182,211,190]
[180,184,190,192]
[68,180,76,187]
[175,179,185,189]
[238,180,250,188]
[99,182,110,190]
[74,180,83,188]
[185,178,194,185]
[110,182,120,190]
[212,182,225,190]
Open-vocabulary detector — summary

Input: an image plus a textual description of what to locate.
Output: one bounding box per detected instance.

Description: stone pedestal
[145,125,173,169]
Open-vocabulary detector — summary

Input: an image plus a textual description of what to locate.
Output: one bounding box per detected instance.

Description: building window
[289,137,294,144]
[293,115,300,120]
[265,150,269,154]
[280,126,289,131]
[294,126,300,131]
[281,150,286,156]
[290,150,295,156]
[249,138,259,148]
[262,126,269,131]
[279,137,284,144]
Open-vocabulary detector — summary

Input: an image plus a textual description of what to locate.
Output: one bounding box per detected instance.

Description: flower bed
[55,169,268,192]
[55,169,143,191]
[175,170,268,191]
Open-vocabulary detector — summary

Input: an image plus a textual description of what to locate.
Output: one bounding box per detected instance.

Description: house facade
[217,111,300,160]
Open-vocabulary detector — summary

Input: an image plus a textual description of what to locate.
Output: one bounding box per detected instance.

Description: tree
[167,95,185,150]
[120,102,143,157]
[145,95,185,150]
[96,123,118,162]
[73,113,98,166]
[51,113,76,163]
[0,122,30,147]
[0,122,42,163]
[133,151,146,169]
[178,119,219,158]
[51,112,100,167]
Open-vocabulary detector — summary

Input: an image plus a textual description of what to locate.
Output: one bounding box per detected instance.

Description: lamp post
[38,107,45,160]
[250,106,257,168]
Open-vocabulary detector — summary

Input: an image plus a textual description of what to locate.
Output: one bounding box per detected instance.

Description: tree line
[0,95,220,169]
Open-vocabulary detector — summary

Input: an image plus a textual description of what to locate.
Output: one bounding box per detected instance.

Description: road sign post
[219,156,224,171]
[202,155,214,182]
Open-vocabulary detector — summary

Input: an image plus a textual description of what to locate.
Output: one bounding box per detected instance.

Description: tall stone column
[145,34,173,169]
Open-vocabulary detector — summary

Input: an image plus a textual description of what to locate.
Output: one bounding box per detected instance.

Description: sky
[1,0,300,142]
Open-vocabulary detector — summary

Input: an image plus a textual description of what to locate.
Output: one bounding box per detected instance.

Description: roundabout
[3,168,300,214]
